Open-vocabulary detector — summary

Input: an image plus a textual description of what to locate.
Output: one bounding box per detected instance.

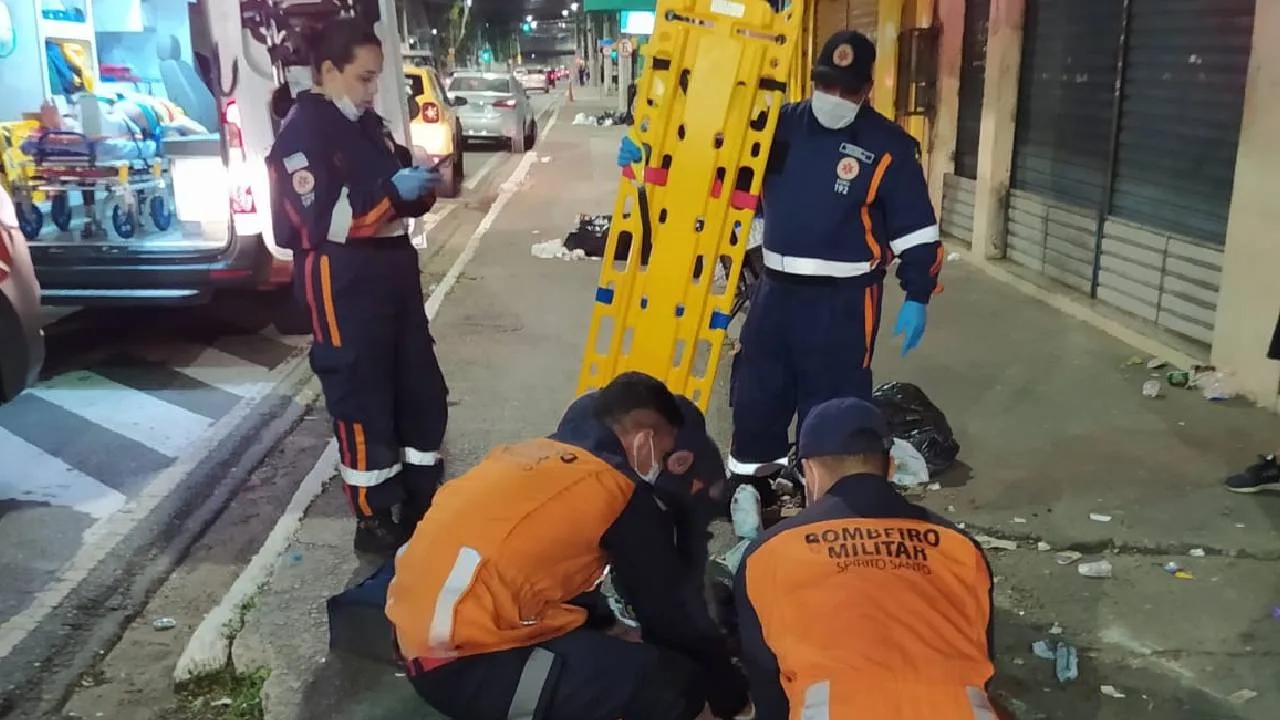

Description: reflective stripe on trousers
[508,647,555,720]
[726,455,790,476]
[799,681,999,719]
[339,446,439,487]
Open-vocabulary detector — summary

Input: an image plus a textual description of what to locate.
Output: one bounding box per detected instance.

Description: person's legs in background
[300,245,407,556]
[392,246,450,533]
[1224,311,1280,493]
[728,275,795,513]
[407,629,708,720]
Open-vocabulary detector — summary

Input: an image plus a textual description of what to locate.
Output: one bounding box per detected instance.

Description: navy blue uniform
[727,99,943,478]
[267,91,448,522]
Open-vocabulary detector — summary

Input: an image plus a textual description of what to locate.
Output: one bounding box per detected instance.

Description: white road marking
[29,371,213,457]
[463,153,505,191]
[0,346,314,660]
[422,203,457,233]
[0,428,126,520]
[174,439,335,681]
[174,100,566,682]
[160,346,275,398]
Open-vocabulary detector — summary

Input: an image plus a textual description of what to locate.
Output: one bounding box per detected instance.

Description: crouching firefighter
[735,397,999,720]
[386,372,751,720]
[266,19,449,557]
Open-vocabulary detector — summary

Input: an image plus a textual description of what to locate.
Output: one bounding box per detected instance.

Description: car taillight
[223,99,245,156]
[222,98,256,216]
[494,98,517,108]
[423,101,440,123]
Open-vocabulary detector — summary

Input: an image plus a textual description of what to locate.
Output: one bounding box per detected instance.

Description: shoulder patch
[282,152,310,173]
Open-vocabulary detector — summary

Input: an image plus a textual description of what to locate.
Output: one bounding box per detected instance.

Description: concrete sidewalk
[229,98,1279,719]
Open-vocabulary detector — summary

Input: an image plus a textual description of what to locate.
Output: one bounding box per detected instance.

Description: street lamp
[570,2,579,10]
[562,9,569,17]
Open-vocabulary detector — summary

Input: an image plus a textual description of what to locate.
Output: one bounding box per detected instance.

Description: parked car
[446,72,539,153]
[514,66,551,94]
[0,185,44,405]
[405,65,468,197]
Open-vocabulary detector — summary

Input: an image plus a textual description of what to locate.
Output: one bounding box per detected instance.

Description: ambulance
[30,0,411,313]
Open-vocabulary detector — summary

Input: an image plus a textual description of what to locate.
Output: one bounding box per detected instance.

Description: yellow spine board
[576,0,804,411]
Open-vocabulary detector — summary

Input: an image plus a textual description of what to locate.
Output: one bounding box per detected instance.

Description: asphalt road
[0,92,559,707]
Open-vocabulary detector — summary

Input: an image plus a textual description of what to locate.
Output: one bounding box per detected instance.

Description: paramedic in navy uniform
[620,29,943,514]
[266,19,450,557]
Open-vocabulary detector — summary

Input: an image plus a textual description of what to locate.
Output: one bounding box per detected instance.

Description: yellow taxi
[404,65,468,198]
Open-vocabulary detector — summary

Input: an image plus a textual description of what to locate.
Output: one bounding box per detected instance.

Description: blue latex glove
[616,135,643,168]
[391,167,433,200]
[893,300,927,357]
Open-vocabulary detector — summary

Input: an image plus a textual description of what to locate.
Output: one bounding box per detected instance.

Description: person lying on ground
[735,396,1000,720]
[386,371,750,720]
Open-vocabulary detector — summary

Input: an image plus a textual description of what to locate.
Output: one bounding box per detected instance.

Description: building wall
[930,0,1279,409]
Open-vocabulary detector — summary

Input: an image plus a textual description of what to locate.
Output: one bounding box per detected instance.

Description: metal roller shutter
[953,0,990,180]
[811,0,878,46]
[1109,0,1254,245]
[1006,0,1123,290]
[1010,0,1123,209]
[847,0,877,41]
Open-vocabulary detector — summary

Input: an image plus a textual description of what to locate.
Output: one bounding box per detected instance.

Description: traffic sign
[619,39,633,56]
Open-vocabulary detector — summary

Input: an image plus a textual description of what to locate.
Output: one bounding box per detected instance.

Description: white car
[515,66,551,93]
[447,72,539,153]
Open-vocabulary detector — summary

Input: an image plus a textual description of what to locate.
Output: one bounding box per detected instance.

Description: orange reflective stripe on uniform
[387,438,636,660]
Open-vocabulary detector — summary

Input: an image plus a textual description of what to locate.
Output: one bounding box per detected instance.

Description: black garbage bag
[562,214,652,263]
[871,381,960,475]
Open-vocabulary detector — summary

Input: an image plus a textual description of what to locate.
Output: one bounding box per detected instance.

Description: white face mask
[633,433,661,485]
[333,95,364,122]
[811,90,860,130]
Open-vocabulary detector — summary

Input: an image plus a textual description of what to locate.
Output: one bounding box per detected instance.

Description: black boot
[400,461,446,535]
[353,511,409,558]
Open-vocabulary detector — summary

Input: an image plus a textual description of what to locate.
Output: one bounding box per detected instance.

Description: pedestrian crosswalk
[0,329,308,519]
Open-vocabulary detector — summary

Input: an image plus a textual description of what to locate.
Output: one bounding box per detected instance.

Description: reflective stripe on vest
[427,546,483,652]
[799,681,1000,719]
[800,680,830,720]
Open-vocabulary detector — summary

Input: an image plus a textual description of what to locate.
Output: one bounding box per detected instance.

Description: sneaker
[1224,455,1280,493]
[353,512,409,557]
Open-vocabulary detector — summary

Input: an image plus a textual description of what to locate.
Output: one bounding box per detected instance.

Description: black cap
[797,397,894,459]
[670,395,726,487]
[811,30,876,94]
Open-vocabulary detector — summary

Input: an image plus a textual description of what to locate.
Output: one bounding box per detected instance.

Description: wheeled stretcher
[10,130,175,241]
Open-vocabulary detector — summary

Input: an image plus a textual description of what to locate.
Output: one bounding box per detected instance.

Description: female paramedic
[266,19,449,558]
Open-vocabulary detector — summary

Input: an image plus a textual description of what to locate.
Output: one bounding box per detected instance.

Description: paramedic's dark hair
[594,372,685,432]
[310,18,383,76]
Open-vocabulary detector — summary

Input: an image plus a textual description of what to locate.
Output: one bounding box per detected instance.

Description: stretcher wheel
[111,203,138,239]
[149,195,173,232]
[16,202,43,240]
[50,193,73,232]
